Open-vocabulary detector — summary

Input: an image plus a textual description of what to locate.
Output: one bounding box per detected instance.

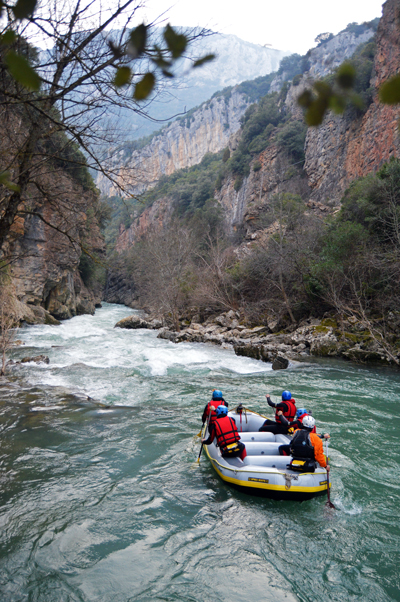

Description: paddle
[196,406,213,464]
[325,439,336,509]
[238,403,243,432]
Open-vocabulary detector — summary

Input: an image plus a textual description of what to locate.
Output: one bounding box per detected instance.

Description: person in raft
[277,408,330,438]
[258,390,297,434]
[202,389,228,428]
[202,405,247,460]
[280,415,330,473]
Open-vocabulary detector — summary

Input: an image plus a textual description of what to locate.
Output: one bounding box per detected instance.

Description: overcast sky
[138,0,385,54]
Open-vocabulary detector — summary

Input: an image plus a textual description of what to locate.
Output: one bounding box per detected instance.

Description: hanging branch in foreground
[0,0,215,253]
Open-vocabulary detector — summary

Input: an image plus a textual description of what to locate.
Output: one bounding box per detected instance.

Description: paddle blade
[325,473,336,509]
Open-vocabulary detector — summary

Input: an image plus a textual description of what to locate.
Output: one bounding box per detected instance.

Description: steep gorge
[110,17,382,255]
[103,1,400,365]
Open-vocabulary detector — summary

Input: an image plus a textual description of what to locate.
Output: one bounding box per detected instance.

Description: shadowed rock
[272,356,289,370]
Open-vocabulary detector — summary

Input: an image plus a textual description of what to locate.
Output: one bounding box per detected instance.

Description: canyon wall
[110,14,387,258]
[6,175,105,322]
[304,1,399,203]
[203,3,397,239]
[98,89,251,198]
[0,106,105,323]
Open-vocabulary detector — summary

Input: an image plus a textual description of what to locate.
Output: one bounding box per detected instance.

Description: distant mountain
[112,32,289,140]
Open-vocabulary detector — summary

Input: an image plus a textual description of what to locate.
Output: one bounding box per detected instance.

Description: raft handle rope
[206,449,317,476]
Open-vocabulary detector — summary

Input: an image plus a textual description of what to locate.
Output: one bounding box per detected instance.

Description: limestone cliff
[98,89,250,198]
[215,4,396,232]
[304,1,399,204]
[269,25,376,92]
[6,175,105,321]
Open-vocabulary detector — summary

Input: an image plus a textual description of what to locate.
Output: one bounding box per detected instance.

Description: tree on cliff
[0,0,212,254]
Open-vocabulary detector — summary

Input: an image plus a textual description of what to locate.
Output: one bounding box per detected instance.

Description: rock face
[308,27,376,79]
[216,147,310,240]
[98,89,251,198]
[104,270,138,308]
[269,26,376,93]
[94,32,288,143]
[110,13,389,252]
[304,2,399,204]
[197,6,397,233]
[103,23,373,201]
[115,195,175,253]
[0,135,105,322]
[7,185,105,321]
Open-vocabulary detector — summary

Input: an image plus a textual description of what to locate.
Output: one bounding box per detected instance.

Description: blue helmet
[296,408,307,418]
[215,405,228,418]
[212,390,223,401]
[282,390,292,401]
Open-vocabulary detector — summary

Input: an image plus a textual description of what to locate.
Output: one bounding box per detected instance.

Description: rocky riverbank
[115,310,400,368]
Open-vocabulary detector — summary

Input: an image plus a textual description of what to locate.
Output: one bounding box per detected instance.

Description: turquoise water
[0,303,399,601]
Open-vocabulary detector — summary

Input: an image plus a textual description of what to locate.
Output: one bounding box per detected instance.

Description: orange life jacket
[214,416,240,449]
[275,398,296,423]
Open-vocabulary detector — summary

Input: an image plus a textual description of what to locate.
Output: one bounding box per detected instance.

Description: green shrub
[340,157,400,245]
[276,120,307,163]
[292,73,302,86]
[234,176,243,192]
[222,147,230,163]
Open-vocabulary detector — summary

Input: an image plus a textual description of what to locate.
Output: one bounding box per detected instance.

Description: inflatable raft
[202,408,330,501]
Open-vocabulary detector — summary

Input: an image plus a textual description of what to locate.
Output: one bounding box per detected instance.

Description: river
[0,303,399,602]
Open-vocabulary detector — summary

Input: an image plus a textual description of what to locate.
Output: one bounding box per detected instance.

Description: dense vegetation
[235,159,400,328]
[226,93,307,187]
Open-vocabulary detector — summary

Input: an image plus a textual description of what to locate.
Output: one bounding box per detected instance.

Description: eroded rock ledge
[115,310,399,367]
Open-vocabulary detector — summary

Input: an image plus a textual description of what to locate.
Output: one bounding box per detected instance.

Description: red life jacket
[275,398,296,423]
[214,416,240,449]
[203,399,228,426]
[297,412,316,433]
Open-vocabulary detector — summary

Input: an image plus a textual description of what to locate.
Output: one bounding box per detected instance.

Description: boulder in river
[20,355,50,364]
[272,356,289,370]
[114,315,162,330]
[157,328,178,342]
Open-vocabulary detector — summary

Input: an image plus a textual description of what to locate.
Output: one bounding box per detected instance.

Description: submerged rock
[18,355,50,364]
